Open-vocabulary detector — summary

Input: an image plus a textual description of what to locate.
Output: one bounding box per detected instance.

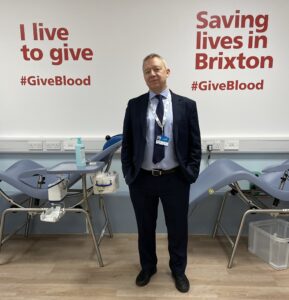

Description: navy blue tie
[152,95,165,164]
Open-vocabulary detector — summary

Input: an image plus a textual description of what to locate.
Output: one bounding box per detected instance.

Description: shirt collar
[149,89,170,101]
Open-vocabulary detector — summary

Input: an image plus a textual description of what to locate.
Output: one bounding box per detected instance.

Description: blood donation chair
[189,159,289,268]
[0,134,122,266]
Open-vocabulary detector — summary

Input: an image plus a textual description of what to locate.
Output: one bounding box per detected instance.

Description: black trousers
[129,169,190,275]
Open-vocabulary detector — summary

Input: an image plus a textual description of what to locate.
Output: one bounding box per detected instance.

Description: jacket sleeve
[121,100,134,181]
[187,101,202,182]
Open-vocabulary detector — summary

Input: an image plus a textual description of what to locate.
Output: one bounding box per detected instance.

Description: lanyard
[149,98,169,132]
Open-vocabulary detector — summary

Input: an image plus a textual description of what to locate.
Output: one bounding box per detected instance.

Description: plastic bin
[248,218,289,270]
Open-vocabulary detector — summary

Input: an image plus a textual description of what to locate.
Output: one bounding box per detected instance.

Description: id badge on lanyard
[156,134,169,146]
[151,99,170,147]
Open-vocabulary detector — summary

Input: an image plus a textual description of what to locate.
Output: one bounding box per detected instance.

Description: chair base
[0,206,104,267]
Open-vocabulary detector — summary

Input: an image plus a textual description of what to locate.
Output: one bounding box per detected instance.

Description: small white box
[48,178,68,201]
[92,171,119,194]
[248,219,289,270]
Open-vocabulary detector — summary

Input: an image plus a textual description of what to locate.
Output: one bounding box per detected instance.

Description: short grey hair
[142,53,168,69]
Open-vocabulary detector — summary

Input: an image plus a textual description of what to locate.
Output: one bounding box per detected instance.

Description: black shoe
[135,268,157,286]
[172,273,190,293]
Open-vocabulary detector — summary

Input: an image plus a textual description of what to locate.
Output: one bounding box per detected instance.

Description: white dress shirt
[141,89,179,170]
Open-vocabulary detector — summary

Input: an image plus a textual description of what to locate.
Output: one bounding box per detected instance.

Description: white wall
[0,0,288,139]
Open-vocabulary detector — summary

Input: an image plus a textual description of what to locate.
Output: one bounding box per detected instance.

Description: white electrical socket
[224,140,239,151]
[63,139,75,151]
[212,140,222,151]
[46,141,61,150]
[203,140,222,151]
[28,141,43,150]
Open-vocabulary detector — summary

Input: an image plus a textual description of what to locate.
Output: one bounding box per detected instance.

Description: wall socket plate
[46,141,61,150]
[63,139,75,151]
[224,140,239,151]
[202,140,223,151]
[28,141,43,150]
[212,140,222,151]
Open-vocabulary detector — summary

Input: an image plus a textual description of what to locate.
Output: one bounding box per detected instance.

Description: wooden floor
[0,234,289,300]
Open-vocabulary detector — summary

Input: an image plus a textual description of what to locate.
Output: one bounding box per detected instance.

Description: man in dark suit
[121,53,201,293]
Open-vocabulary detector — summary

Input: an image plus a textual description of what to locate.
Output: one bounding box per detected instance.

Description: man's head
[142,54,170,94]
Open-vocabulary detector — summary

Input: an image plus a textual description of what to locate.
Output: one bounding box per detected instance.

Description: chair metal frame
[212,182,289,268]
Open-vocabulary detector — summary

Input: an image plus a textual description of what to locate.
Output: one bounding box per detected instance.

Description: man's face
[143,57,170,94]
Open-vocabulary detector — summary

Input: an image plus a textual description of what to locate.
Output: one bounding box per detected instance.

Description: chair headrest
[103,134,123,150]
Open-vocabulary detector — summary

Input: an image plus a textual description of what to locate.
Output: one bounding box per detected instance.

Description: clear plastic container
[248,218,289,270]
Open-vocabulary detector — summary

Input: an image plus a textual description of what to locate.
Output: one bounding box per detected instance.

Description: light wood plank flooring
[0,234,289,300]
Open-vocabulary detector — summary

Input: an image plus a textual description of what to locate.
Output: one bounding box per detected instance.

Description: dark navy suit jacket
[121,91,201,185]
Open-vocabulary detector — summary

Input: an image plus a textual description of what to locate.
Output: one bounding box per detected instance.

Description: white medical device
[48,178,68,201]
[92,171,119,194]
